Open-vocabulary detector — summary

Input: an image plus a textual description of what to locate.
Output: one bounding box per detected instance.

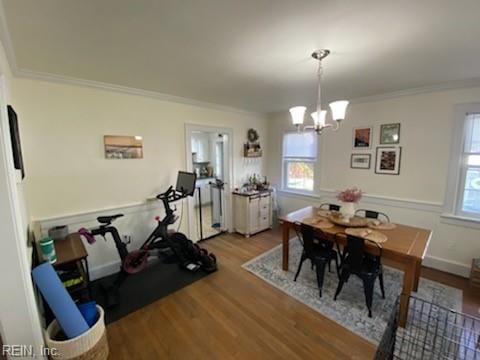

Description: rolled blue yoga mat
[32,262,89,339]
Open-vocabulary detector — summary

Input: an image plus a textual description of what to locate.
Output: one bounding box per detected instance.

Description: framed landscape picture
[375,147,401,175]
[351,154,371,169]
[104,135,144,159]
[353,127,372,149]
[380,123,400,144]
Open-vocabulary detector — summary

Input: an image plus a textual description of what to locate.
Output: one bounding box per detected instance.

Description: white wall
[267,87,480,277]
[12,78,268,219]
[0,39,45,354]
[11,77,268,278]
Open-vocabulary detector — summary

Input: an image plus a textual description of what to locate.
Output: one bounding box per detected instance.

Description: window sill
[440,213,480,229]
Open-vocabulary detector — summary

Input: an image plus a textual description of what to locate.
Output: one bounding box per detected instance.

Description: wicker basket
[44,305,109,360]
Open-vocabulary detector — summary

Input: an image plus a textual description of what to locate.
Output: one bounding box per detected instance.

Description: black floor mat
[91,261,211,324]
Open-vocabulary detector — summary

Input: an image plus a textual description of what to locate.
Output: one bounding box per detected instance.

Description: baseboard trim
[423,255,471,278]
[89,260,121,281]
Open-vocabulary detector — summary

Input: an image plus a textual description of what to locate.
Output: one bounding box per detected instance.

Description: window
[458,113,480,217]
[282,132,317,192]
[445,105,480,222]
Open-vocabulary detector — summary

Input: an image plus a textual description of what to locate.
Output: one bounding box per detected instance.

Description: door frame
[185,124,234,241]
[0,75,45,355]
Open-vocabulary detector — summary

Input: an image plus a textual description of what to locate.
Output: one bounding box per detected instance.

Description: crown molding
[2,0,480,115]
[351,78,480,105]
[12,68,264,117]
[0,2,263,118]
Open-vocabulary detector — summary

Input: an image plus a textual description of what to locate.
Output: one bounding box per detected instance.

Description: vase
[340,202,356,222]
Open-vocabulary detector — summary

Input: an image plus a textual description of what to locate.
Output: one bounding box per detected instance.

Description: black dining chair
[293,222,339,297]
[355,209,390,222]
[333,233,385,317]
[319,203,341,211]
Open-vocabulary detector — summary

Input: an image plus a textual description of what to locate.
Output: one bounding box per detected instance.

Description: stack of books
[470,258,480,288]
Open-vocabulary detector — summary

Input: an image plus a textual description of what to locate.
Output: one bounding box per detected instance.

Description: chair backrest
[355,209,390,222]
[344,234,367,272]
[300,223,318,257]
[320,203,340,211]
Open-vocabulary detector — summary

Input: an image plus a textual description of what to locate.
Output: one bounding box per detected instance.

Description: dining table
[279,206,432,327]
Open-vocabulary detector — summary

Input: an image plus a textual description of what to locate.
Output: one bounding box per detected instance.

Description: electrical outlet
[123,235,132,244]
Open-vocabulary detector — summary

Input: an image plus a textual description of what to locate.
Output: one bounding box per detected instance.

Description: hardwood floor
[107,228,480,359]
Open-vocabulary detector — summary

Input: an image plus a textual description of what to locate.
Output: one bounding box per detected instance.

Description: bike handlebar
[156,186,188,202]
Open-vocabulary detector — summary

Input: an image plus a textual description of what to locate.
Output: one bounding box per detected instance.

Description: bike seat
[97,214,124,224]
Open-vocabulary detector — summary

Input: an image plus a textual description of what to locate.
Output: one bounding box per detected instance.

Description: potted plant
[336,187,363,222]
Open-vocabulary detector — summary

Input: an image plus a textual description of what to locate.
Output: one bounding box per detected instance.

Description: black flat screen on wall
[8,105,25,179]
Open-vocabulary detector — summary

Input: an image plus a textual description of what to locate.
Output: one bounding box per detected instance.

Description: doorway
[185,124,233,242]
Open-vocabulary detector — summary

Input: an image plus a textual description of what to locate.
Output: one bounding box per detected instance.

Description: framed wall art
[353,127,372,149]
[380,123,400,144]
[375,146,401,175]
[351,154,371,169]
[104,135,144,159]
[7,105,25,179]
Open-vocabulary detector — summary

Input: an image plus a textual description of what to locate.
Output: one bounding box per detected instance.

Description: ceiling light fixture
[289,49,349,135]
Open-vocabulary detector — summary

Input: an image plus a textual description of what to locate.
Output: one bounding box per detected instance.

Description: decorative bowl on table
[317,209,333,218]
[328,213,369,228]
[302,216,335,229]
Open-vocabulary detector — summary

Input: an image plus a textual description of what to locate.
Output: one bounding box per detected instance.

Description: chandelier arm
[315,121,340,133]
[322,121,340,132]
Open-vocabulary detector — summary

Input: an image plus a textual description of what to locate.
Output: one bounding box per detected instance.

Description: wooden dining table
[279,206,432,327]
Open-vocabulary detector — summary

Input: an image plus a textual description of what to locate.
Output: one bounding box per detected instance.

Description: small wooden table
[279,206,432,327]
[54,233,88,267]
[52,233,91,297]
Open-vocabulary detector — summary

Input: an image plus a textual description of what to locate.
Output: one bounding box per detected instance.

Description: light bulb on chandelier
[289,49,349,134]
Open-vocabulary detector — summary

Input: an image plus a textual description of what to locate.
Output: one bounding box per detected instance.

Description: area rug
[242,240,463,344]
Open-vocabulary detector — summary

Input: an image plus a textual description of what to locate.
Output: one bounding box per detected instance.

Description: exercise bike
[79,171,217,305]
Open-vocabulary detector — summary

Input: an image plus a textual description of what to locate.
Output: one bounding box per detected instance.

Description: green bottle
[39,237,57,264]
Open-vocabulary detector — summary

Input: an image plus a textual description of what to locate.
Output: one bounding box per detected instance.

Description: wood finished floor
[107,228,480,360]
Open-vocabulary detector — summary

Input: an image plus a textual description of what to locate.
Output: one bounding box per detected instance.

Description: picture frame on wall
[104,135,144,159]
[353,127,372,149]
[7,105,25,179]
[380,123,401,144]
[351,154,371,169]
[375,146,401,175]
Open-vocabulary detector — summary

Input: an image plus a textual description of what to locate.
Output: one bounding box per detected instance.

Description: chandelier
[289,49,349,134]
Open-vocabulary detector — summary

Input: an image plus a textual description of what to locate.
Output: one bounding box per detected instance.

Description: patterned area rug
[242,240,463,344]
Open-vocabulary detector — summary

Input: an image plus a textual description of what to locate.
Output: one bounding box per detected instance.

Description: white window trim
[281,131,317,194]
[442,103,480,224]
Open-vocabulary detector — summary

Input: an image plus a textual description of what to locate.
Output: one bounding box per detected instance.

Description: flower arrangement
[336,187,363,203]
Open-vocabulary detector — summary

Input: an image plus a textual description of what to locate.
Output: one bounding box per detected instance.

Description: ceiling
[2,0,480,113]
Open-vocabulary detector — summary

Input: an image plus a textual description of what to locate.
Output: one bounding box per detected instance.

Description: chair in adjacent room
[355,209,390,222]
[319,203,341,211]
[293,222,339,297]
[333,233,385,317]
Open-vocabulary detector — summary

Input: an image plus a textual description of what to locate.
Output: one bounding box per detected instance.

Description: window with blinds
[460,113,480,216]
[282,132,317,192]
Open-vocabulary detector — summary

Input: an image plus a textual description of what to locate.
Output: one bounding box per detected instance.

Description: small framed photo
[380,123,400,144]
[351,154,371,169]
[375,147,401,175]
[353,127,372,149]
